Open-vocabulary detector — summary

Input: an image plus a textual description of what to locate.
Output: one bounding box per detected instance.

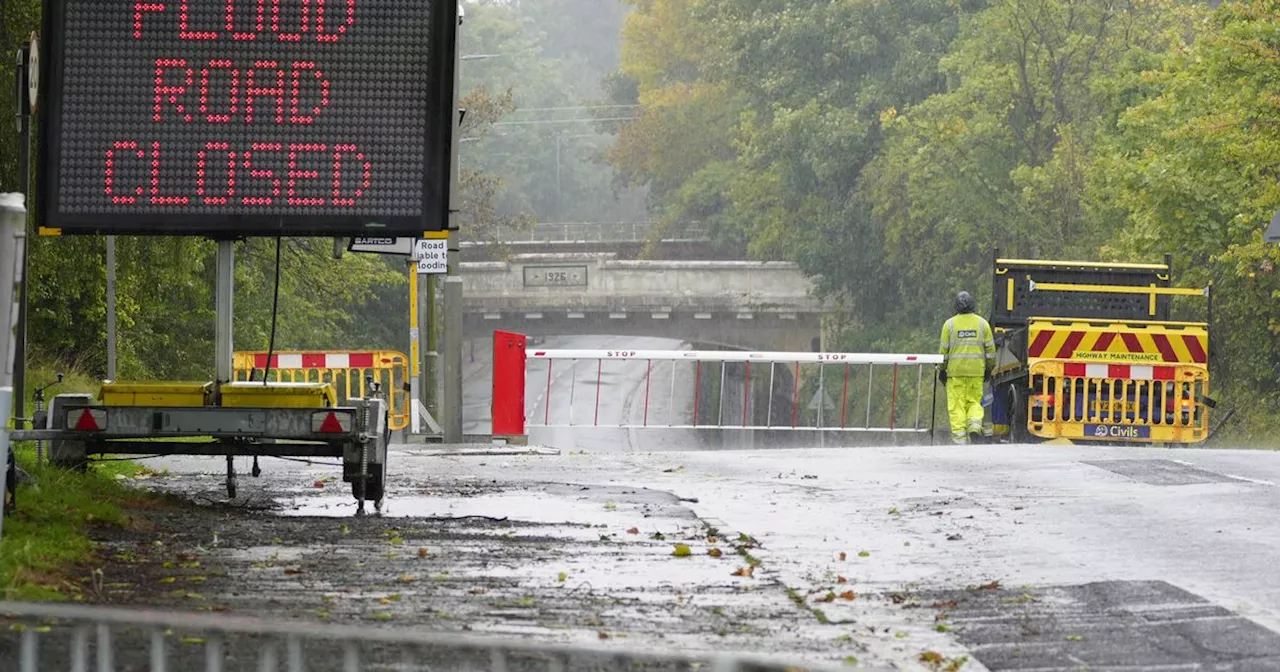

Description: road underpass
[459,255,824,352]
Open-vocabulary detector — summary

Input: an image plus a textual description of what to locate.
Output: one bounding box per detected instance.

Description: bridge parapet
[460,255,821,314]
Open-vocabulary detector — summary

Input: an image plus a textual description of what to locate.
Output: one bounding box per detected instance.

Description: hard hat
[955,291,975,314]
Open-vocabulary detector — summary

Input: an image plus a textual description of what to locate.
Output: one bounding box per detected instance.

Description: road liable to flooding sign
[37,0,457,237]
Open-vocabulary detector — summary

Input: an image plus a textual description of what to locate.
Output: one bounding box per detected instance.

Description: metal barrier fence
[232,351,411,432]
[0,601,829,671]
[525,350,942,436]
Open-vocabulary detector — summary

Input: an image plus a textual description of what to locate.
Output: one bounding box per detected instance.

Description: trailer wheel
[1008,385,1032,444]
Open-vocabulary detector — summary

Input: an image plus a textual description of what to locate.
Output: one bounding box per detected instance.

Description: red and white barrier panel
[252,353,379,369]
[519,349,942,433]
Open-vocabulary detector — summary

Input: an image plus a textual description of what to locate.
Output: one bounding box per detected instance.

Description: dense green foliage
[1,0,635,380]
[5,0,1280,441]
[607,0,1280,441]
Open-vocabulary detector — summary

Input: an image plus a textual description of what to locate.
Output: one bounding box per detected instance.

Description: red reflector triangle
[319,412,344,433]
[74,409,100,430]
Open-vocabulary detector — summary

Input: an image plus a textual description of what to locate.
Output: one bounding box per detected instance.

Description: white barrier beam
[525,349,943,365]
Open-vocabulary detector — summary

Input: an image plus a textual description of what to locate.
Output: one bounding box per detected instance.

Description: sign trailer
[11,0,462,516]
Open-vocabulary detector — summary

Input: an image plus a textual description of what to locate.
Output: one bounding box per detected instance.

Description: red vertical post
[692,361,702,427]
[491,330,527,438]
[840,364,850,429]
[593,359,603,426]
[544,360,553,425]
[791,362,801,428]
[643,360,652,427]
[890,363,899,430]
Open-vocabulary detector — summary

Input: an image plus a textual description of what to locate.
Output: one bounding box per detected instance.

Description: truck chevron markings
[1028,329,1207,363]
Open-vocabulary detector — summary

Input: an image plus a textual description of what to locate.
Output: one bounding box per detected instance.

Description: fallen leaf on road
[627,527,639,535]
[598,632,610,639]
[557,572,568,582]
[398,575,416,583]
[836,575,848,584]
[816,592,836,603]
[672,544,692,557]
[284,568,302,575]
[159,577,176,584]
[650,531,666,540]
[932,600,958,609]
[839,591,856,601]
[858,550,870,558]
[731,566,754,577]
[417,548,429,558]
[1065,634,1083,641]
[919,651,944,667]
[708,548,723,558]
[339,524,350,535]
[839,552,847,561]
[976,580,1001,591]
[313,481,325,489]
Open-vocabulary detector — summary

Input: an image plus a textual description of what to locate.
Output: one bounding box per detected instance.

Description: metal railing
[464,222,709,245]
[525,349,941,435]
[0,601,832,671]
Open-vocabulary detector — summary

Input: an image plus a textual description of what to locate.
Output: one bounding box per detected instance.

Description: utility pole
[441,3,464,443]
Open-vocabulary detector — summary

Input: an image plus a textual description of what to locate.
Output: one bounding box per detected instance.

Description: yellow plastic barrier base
[220,382,337,408]
[1031,422,1206,444]
[100,381,214,407]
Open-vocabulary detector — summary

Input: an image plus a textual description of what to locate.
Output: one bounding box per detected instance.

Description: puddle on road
[279,489,697,527]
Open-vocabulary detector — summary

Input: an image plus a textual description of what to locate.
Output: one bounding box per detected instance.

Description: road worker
[938,291,995,444]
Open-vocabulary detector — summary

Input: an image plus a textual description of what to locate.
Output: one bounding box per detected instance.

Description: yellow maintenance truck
[987,252,1214,445]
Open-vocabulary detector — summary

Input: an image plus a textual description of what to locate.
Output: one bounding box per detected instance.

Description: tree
[1091,0,1280,421]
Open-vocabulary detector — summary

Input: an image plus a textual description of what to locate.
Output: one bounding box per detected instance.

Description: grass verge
[2,361,170,601]
[0,444,167,601]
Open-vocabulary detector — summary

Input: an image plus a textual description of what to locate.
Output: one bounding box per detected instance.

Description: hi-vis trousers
[946,376,985,444]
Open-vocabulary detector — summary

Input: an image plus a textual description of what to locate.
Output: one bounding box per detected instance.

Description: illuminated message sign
[37,0,456,236]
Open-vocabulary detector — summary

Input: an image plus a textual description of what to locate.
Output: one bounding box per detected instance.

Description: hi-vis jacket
[940,313,995,377]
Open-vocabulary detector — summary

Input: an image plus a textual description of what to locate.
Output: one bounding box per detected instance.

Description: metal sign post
[0,193,29,537]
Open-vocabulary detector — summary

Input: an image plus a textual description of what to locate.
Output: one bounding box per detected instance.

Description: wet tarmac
[7,433,1280,671]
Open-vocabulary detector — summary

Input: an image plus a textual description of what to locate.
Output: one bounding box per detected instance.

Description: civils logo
[1093,424,1142,438]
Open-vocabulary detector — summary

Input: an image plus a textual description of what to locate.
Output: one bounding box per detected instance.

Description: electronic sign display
[37,0,456,236]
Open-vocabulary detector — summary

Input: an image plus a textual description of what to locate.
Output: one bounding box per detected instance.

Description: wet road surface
[10,442,1280,671]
